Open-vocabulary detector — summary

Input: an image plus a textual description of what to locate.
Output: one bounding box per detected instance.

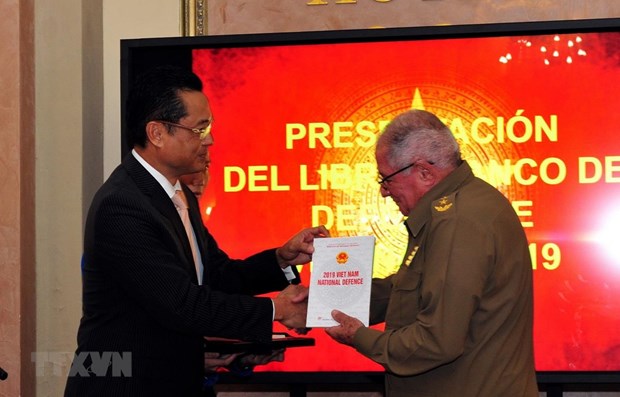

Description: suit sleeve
[353,210,494,376]
[87,191,275,342]
[199,228,296,295]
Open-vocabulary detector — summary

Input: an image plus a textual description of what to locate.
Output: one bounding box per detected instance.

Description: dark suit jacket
[65,154,296,397]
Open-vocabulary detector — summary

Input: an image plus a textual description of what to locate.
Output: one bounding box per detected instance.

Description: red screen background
[193,32,620,372]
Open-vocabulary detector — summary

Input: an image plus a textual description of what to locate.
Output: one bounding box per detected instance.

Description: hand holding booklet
[306,236,375,327]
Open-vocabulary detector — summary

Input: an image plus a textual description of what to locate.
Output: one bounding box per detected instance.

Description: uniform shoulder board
[432,193,456,214]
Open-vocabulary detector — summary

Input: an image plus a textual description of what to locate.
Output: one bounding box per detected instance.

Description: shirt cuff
[282,265,296,282]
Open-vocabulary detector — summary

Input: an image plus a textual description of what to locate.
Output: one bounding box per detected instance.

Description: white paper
[306,236,375,327]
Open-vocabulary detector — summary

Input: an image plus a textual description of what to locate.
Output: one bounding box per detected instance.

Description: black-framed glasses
[377,162,416,187]
[155,119,213,140]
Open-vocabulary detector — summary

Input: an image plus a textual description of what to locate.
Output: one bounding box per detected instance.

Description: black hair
[125,65,203,148]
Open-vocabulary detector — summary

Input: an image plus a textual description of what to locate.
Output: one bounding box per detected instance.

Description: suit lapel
[123,155,199,284]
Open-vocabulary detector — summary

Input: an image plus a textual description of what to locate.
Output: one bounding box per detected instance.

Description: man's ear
[417,162,436,185]
[145,121,164,148]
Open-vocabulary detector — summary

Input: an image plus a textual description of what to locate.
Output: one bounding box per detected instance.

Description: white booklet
[306,236,375,327]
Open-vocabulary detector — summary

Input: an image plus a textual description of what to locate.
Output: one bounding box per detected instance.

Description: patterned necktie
[171,189,201,283]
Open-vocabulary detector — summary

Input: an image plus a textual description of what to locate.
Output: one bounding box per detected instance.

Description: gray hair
[377,109,461,170]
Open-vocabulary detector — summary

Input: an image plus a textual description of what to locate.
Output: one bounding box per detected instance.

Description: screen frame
[213,371,620,393]
[120,17,620,155]
[120,17,620,388]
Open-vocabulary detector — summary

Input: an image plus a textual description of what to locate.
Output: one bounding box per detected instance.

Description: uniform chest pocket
[388,268,423,327]
[393,266,423,291]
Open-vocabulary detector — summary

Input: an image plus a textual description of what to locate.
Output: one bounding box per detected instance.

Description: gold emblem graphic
[434,196,453,212]
[336,252,349,264]
[315,80,527,279]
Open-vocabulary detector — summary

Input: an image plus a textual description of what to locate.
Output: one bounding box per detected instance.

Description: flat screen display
[121,18,620,375]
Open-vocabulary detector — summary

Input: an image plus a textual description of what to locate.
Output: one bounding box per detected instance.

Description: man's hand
[276,225,330,268]
[204,350,285,374]
[236,349,285,367]
[204,352,239,373]
[325,309,364,346]
[273,284,308,330]
[278,283,308,302]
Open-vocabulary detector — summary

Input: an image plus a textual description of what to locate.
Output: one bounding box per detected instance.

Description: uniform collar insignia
[433,196,453,212]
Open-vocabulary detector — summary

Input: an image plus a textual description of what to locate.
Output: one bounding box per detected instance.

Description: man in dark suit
[64,65,327,397]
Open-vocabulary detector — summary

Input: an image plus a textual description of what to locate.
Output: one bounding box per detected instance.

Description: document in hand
[306,236,375,327]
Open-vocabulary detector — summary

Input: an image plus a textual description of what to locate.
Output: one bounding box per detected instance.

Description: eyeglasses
[155,119,212,140]
[377,162,416,187]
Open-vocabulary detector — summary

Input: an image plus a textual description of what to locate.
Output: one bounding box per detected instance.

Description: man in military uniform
[326,109,538,397]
